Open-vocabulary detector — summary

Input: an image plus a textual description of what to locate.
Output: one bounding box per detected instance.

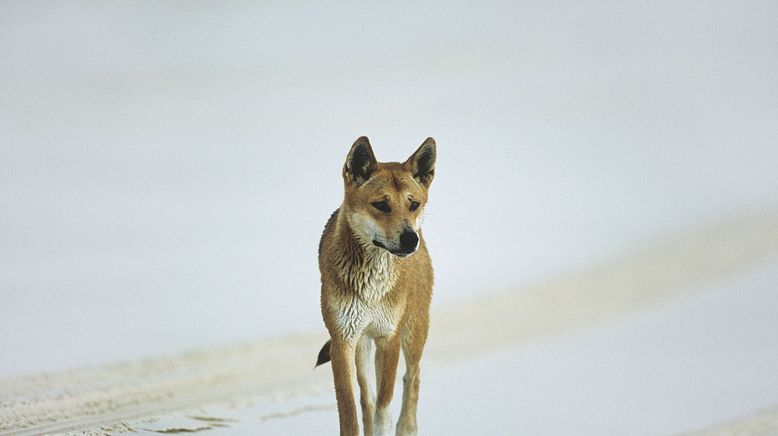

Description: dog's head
[342,136,436,257]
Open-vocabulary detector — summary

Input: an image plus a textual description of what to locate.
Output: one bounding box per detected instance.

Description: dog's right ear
[343,136,377,186]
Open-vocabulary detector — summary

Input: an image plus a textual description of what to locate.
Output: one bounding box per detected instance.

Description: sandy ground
[3,0,778,379]
[2,2,778,435]
[1,208,777,435]
[686,407,778,435]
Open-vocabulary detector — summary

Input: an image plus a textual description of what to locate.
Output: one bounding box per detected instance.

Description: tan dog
[316,136,436,436]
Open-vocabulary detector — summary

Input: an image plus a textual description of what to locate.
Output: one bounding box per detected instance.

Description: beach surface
[2,2,778,434]
[2,209,777,435]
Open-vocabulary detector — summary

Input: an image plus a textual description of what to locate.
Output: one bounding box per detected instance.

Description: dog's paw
[373,408,393,436]
[395,424,417,436]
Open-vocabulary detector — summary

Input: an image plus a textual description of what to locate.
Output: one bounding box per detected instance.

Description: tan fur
[318,136,435,436]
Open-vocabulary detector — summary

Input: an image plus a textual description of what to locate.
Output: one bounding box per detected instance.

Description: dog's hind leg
[355,335,375,436]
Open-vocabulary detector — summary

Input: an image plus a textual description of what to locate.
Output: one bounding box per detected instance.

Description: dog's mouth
[373,240,414,257]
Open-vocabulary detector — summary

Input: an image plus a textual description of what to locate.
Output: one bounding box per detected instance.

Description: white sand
[685,407,778,435]
[2,2,778,434]
[3,0,778,379]
[2,208,777,435]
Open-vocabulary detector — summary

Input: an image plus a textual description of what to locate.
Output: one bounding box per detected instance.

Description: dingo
[315,136,436,436]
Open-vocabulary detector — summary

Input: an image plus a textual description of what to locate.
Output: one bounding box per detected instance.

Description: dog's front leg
[374,334,401,436]
[330,338,360,436]
[356,335,375,435]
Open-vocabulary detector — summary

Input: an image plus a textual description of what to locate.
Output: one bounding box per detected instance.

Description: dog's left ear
[405,137,436,188]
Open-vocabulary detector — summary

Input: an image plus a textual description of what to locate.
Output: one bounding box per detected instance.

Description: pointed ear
[405,137,436,187]
[343,136,377,186]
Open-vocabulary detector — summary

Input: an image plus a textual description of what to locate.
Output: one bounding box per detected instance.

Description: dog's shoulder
[319,208,340,257]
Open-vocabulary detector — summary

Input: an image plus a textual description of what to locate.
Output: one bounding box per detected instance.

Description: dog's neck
[334,212,397,302]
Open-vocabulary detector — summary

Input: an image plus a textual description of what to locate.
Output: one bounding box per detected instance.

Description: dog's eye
[409,201,420,212]
[371,201,391,213]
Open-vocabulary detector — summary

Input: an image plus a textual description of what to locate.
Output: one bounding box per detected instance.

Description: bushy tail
[314,339,331,368]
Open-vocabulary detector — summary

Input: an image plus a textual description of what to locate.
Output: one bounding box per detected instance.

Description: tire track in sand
[2,207,778,435]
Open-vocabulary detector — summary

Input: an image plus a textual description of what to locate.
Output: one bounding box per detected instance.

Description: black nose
[399,230,419,253]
